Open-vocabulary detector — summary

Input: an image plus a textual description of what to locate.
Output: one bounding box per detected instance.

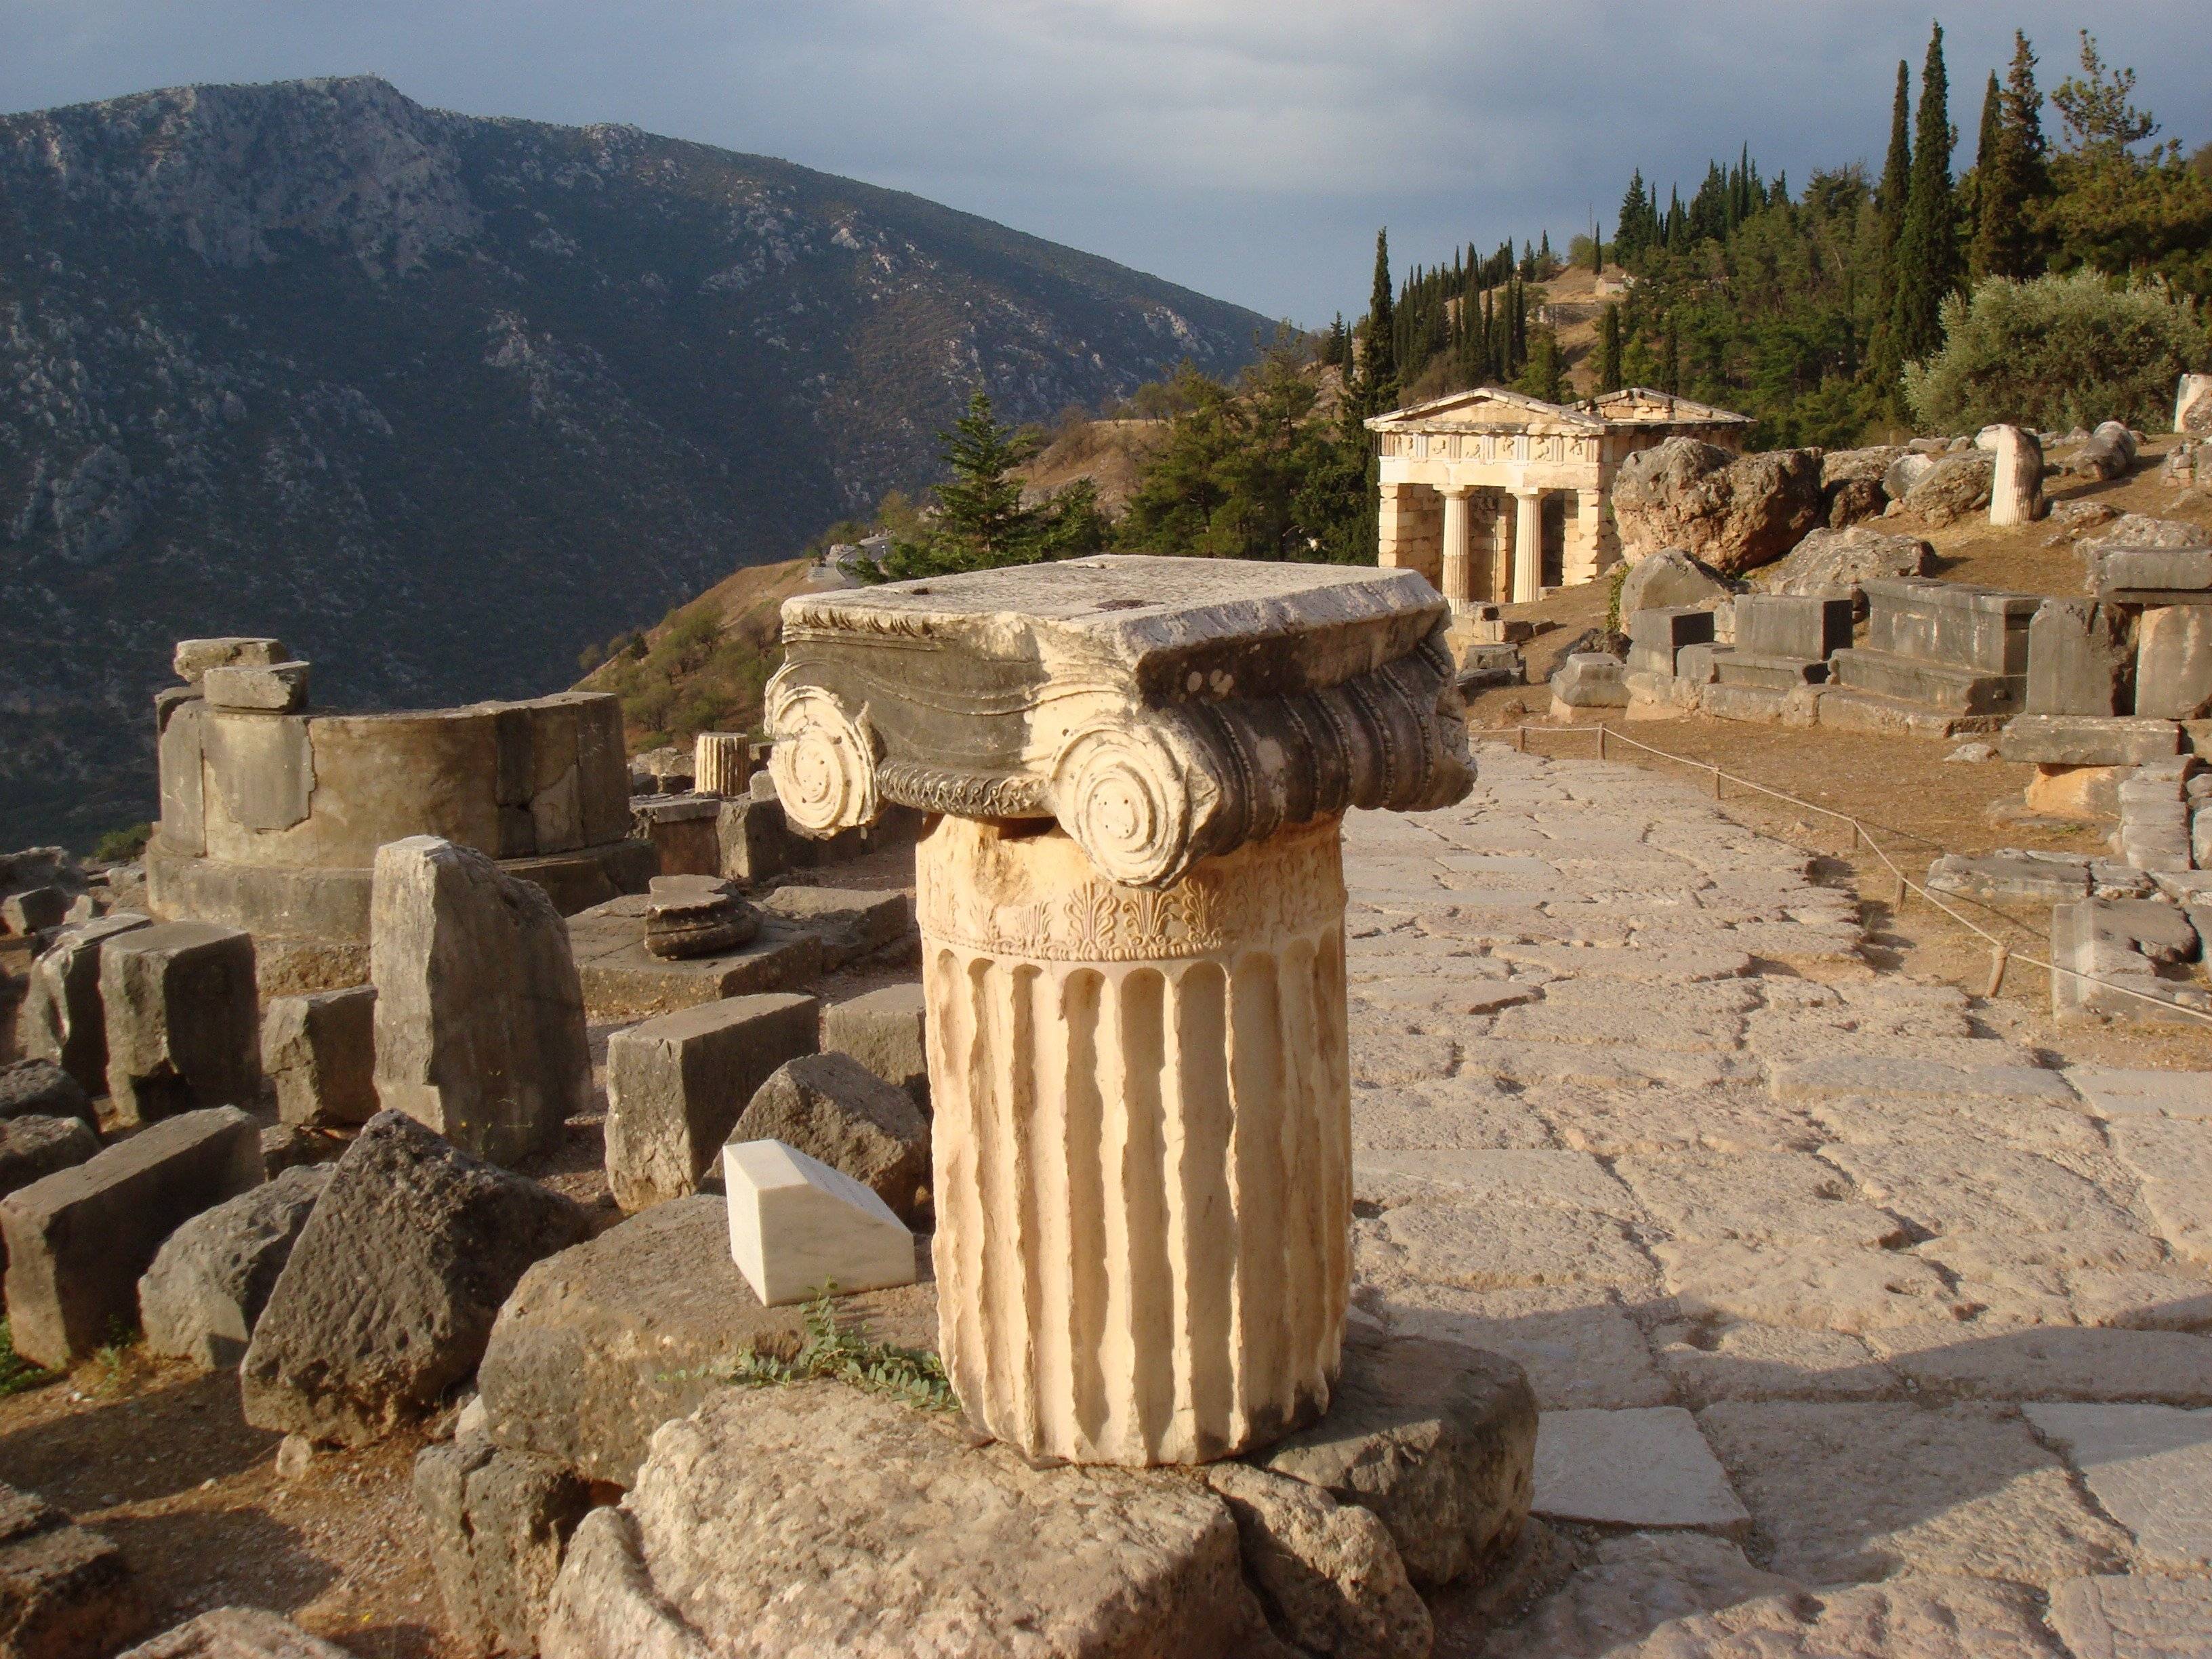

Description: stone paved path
[1341,744,2212,1658]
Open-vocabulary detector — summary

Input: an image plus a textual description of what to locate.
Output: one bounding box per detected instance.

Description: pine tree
[1598,304,1624,392]
[1618,170,1650,261]
[1363,228,1397,413]
[1971,32,2049,280]
[1660,314,1681,394]
[1893,22,1962,364]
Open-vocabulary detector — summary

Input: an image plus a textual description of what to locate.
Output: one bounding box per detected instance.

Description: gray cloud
[5,1,2208,324]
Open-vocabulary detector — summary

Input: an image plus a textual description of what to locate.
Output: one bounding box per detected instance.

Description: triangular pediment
[1365,386,1600,435]
[1574,387,1750,426]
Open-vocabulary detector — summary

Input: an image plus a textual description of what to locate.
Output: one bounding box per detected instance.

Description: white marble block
[723,1139,916,1307]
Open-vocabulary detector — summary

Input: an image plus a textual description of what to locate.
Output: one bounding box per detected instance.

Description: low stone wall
[149,661,651,989]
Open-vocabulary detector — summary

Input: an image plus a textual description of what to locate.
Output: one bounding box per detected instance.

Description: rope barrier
[1489,720,2212,1030]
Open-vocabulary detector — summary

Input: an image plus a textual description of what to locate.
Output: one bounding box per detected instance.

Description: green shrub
[1903,271,2207,432]
[92,821,152,863]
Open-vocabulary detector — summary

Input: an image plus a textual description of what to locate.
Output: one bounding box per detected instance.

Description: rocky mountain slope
[0,76,1268,846]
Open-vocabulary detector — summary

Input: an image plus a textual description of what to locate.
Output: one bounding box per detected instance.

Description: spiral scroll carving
[1050,722,1197,889]
[764,678,881,834]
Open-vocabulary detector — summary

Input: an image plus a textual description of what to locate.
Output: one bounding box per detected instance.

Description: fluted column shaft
[1439,488,1473,613]
[917,813,1351,1467]
[1513,489,1544,603]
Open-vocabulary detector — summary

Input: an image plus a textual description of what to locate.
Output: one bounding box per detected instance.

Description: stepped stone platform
[1340,741,2212,1654]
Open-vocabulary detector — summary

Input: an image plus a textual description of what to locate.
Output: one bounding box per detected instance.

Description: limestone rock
[729,1051,930,1223]
[2137,606,2212,720]
[98,920,260,1125]
[172,638,285,684]
[0,1059,92,1128]
[1755,527,1933,607]
[1483,1530,1796,1659]
[724,1139,918,1307]
[475,1192,937,1485]
[415,1432,591,1658]
[260,985,378,1128]
[755,884,911,970]
[1611,1577,2061,1659]
[2070,421,2139,480]
[1258,1325,1536,1587]
[139,1164,330,1370]
[822,982,929,1113]
[0,1115,98,1214]
[1616,550,1733,619]
[0,1479,144,1658]
[539,1382,1273,1658]
[370,836,589,1166]
[239,1111,588,1446]
[601,991,817,1212]
[2049,1574,2212,1659]
[119,1607,351,1657]
[1531,1407,1749,1531]
[0,1106,263,1368]
[2024,1402,2212,1570]
[1553,653,1629,709]
[1202,1460,1431,1659]
[16,912,153,1095]
[1612,440,1823,575]
[201,659,310,712]
[1902,451,1994,525]
[2026,600,2135,717]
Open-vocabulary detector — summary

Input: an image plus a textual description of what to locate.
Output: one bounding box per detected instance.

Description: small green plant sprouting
[1605,558,1631,636]
[89,1319,138,1397]
[0,1321,59,1399]
[724,1288,957,1413]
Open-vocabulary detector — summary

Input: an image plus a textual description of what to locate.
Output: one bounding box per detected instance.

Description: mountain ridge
[0,75,1270,846]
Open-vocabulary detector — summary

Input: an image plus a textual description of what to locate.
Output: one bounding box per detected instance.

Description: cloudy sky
[5,1,2209,325]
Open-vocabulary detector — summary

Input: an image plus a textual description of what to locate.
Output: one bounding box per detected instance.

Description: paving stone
[1698,1400,2135,1587]
[1375,1283,1668,1410]
[119,1605,351,1656]
[1656,1241,1970,1333]
[2068,1067,2212,1119]
[1616,1151,1905,1248]
[1352,1149,1638,1216]
[2110,1118,2212,1267]
[1350,1033,1460,1087]
[1347,1079,1555,1152]
[1867,1324,2212,1405]
[1489,942,1756,981]
[1609,1577,2060,1659]
[1771,1053,2076,1105]
[1530,1084,1825,1156]
[1805,1092,2109,1155]
[1469,1040,1757,1092]
[1361,1202,1662,1298]
[1533,1407,1749,1532]
[2049,1574,2212,1659]
[1654,1322,1898,1407]
[1482,1530,1797,1659]
[1822,1143,2139,1237]
[2025,1404,2212,1568]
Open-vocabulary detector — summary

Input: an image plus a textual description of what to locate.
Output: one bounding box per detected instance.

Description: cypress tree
[1364,228,1397,413]
[1591,223,1605,274]
[1878,60,1914,229]
[1866,60,1914,395]
[1971,31,2047,280]
[1660,314,1680,394]
[1892,21,1962,363]
[1975,70,2002,173]
[1618,171,1650,262]
[1598,304,1624,392]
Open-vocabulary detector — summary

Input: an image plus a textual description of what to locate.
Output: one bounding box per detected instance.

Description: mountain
[0,76,1270,848]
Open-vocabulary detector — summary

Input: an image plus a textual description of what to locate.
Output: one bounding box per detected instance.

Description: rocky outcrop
[1902,452,1995,525]
[1612,440,1823,575]
[1756,527,1936,609]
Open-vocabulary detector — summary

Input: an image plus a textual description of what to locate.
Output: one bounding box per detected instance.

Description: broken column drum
[766,556,1473,1467]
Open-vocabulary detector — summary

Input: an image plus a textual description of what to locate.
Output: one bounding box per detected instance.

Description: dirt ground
[3,453,2207,1651]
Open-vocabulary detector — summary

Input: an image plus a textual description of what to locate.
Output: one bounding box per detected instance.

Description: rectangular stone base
[1455,643,1525,688]
[1830,647,2024,714]
[1713,652,1828,690]
[569,898,823,1021]
[1999,715,2184,767]
[1815,688,2008,739]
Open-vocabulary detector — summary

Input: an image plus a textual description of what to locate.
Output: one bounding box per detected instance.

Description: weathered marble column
[1439,487,1473,613]
[1989,426,2045,527]
[766,556,1473,1467]
[693,732,754,797]
[1513,489,1544,603]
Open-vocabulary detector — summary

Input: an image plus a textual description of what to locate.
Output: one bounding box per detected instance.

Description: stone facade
[1366,386,1750,610]
[146,644,652,990]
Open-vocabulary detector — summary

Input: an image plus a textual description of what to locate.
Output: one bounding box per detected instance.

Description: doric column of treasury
[1439,486,1473,613]
[764,556,1474,1467]
[1513,489,1544,603]
[1491,495,1517,604]
[1565,487,1607,586]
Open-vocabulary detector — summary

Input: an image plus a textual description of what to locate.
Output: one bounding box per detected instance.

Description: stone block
[602,992,818,1213]
[201,660,310,713]
[0,1117,98,1265]
[0,1481,143,1657]
[0,1061,91,1128]
[1553,653,1630,709]
[2025,763,2129,820]
[1674,643,1722,684]
[156,695,208,857]
[1626,607,1715,676]
[2026,1403,2212,1570]
[0,1106,262,1368]
[1697,682,1792,724]
[15,913,152,1095]
[731,1052,929,1222]
[240,1111,588,1446]
[630,794,722,878]
[1,886,68,937]
[723,1139,916,1307]
[415,1432,592,1658]
[823,983,928,1113]
[2001,714,2179,766]
[173,638,285,684]
[1711,651,1826,690]
[2050,1576,2212,1659]
[1532,1406,1749,1532]
[1734,594,1853,660]
[538,1382,1273,1659]
[714,794,791,882]
[99,920,260,1125]
[371,836,589,1167]
[138,1164,329,1370]
[1927,851,2093,904]
[567,895,822,1021]
[475,1193,936,1485]
[1618,550,1732,617]
[2137,606,2212,720]
[260,985,378,1128]
[1829,647,2023,714]
[1861,576,2039,673]
[119,1605,351,1656]
[2097,546,2212,594]
[1258,1324,1536,1589]
[754,885,910,970]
